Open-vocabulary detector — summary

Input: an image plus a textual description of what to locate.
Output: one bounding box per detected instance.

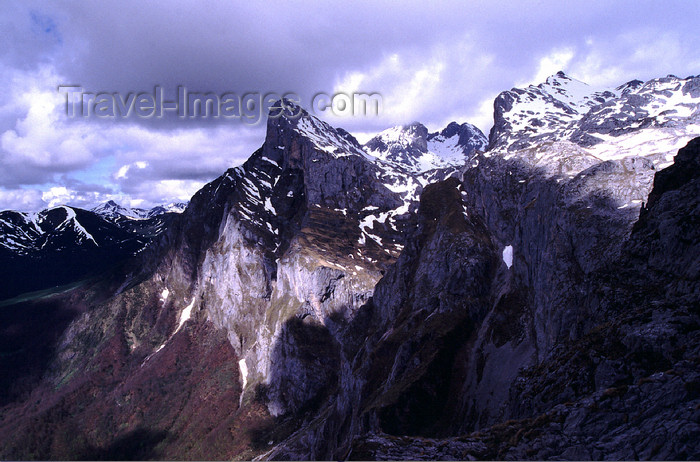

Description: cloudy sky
[1,0,699,211]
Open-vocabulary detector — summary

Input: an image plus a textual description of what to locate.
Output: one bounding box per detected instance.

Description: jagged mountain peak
[616,78,644,95]
[36,205,99,247]
[92,200,147,220]
[264,101,369,166]
[538,71,614,110]
[364,123,428,159]
[364,121,487,173]
[437,120,479,138]
[182,102,413,279]
[0,210,43,255]
[145,202,188,217]
[541,70,579,88]
[490,72,613,147]
[264,100,486,174]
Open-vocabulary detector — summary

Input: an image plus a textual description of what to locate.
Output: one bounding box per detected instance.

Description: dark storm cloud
[1,0,699,210]
[39,1,699,127]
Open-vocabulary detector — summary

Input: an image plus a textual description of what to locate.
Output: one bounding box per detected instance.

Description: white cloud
[0,64,261,209]
[570,31,700,88]
[334,52,446,124]
[123,179,206,205]
[115,165,130,180]
[0,66,98,176]
[517,47,575,88]
[328,36,499,135]
[41,186,73,208]
[0,188,44,212]
[114,160,149,180]
[39,186,119,210]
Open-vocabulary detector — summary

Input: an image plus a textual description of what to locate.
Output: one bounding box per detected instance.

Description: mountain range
[91,201,188,221]
[0,72,699,460]
[0,202,186,300]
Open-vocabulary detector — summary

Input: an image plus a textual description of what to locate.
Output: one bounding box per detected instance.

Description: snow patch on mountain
[490,72,700,177]
[295,114,370,159]
[53,206,99,247]
[502,245,513,269]
[176,298,195,333]
[92,200,188,221]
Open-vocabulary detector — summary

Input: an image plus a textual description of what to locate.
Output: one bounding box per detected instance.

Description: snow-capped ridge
[489,71,700,170]
[50,206,99,246]
[92,200,188,221]
[364,121,487,173]
[266,101,369,161]
[92,200,150,220]
[294,114,371,159]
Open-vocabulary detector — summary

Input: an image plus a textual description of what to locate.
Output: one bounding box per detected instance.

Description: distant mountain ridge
[364,121,487,172]
[489,71,700,166]
[0,202,186,300]
[1,201,187,256]
[91,200,188,221]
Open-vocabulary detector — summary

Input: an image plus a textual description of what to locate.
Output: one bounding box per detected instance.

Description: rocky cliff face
[1,75,699,461]
[261,75,700,459]
[447,73,700,434]
[351,136,700,460]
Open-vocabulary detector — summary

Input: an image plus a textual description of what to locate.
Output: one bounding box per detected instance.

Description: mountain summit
[365,121,487,172]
